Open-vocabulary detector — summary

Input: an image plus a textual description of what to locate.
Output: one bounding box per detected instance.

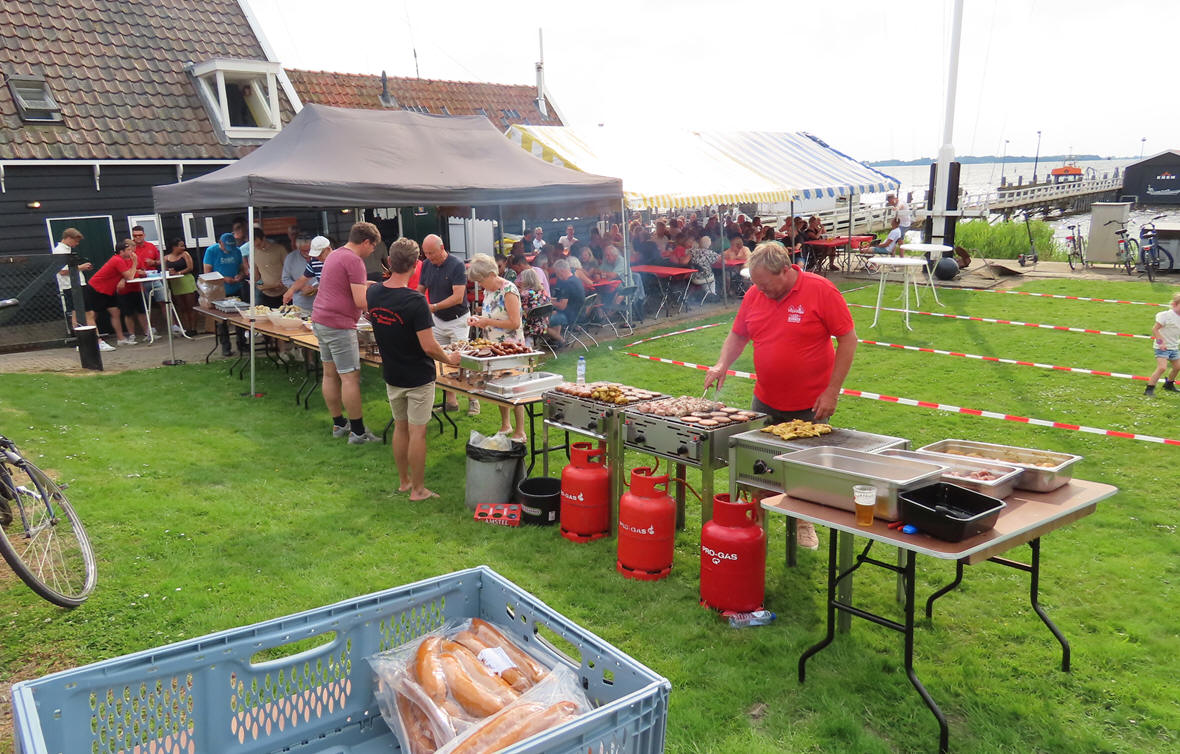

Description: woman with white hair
[467,253,527,441]
[517,267,551,347]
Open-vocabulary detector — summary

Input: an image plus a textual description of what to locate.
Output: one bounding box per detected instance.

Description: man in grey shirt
[281,234,316,310]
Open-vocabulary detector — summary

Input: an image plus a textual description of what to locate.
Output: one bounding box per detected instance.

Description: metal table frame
[762,479,1117,754]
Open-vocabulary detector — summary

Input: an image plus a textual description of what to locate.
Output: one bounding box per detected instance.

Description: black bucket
[517,477,561,526]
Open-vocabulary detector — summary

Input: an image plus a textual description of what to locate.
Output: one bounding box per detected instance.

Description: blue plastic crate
[13,566,669,754]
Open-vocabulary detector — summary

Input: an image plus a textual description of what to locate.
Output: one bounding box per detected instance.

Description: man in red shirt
[705,241,857,549]
[86,240,140,346]
[131,225,163,334]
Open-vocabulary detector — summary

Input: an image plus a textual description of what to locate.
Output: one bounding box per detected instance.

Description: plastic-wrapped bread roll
[414,636,449,703]
[451,702,577,754]
[440,641,518,704]
[470,619,548,683]
[439,653,512,718]
[452,630,532,693]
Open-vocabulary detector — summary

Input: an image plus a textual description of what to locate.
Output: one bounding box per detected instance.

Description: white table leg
[923,263,944,307]
[140,288,156,344]
[902,269,913,331]
[871,265,887,328]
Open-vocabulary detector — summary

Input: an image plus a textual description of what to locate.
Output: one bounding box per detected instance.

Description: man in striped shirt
[282,236,332,306]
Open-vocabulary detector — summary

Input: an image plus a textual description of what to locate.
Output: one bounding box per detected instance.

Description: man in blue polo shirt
[204,232,247,356]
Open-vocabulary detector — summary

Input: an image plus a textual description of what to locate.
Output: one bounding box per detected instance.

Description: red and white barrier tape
[622,351,756,380]
[623,322,721,348]
[978,289,1167,307]
[622,351,1179,446]
[845,302,1151,339]
[855,338,1149,381]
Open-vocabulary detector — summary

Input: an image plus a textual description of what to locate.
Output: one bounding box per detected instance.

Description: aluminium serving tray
[459,349,546,372]
[878,448,1023,499]
[484,371,564,398]
[917,439,1081,492]
[777,445,945,521]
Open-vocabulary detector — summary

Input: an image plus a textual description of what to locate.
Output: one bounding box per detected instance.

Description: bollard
[74,326,104,371]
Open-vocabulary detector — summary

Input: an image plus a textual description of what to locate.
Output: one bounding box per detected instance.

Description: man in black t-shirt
[369,238,460,501]
[418,234,477,414]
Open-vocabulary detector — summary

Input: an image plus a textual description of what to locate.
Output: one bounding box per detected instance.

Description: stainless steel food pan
[916,439,1080,492]
[877,449,1023,499]
[776,446,945,521]
[458,350,544,372]
[484,371,564,398]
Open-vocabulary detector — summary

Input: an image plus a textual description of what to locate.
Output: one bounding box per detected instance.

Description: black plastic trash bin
[464,440,525,511]
[518,477,562,525]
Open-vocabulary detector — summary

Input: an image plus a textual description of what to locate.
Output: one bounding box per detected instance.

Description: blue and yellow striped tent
[506,125,898,210]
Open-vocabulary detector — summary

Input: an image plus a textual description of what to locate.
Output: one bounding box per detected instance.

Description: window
[501,109,521,120]
[189,59,282,141]
[404,104,430,114]
[8,74,62,123]
[476,108,489,118]
[438,105,450,115]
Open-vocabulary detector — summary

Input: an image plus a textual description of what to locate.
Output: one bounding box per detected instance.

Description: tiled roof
[286,69,563,129]
[0,0,294,161]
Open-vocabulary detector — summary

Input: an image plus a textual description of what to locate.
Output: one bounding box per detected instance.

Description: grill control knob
[587,419,597,430]
[677,445,689,456]
[552,410,564,421]
[753,459,770,475]
[635,433,646,444]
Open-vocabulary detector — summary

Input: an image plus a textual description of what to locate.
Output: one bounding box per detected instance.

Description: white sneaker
[98,340,116,352]
[116,338,134,346]
[171,324,183,335]
[150,328,159,338]
[348,429,381,445]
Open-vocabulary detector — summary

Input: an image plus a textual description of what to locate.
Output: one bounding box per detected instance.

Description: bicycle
[1065,223,1089,270]
[1103,219,1139,276]
[1137,215,1174,283]
[0,302,97,607]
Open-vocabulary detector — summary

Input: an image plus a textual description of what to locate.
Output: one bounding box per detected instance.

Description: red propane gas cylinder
[700,493,766,612]
[617,467,675,581]
[561,442,611,542]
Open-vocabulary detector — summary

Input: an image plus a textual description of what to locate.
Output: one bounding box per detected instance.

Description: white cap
[309,236,331,258]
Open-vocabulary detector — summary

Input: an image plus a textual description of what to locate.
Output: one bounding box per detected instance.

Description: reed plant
[954,218,1061,260]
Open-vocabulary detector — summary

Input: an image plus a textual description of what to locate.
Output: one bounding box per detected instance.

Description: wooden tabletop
[762,479,1117,564]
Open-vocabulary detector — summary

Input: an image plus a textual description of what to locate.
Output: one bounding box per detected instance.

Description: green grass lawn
[2,276,1178,752]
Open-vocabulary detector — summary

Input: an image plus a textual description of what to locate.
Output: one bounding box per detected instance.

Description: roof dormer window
[189,59,282,141]
[8,74,63,123]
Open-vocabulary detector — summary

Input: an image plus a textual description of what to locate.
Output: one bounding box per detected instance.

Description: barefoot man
[368,238,461,499]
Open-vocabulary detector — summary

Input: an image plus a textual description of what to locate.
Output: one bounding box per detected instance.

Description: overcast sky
[245,0,1176,162]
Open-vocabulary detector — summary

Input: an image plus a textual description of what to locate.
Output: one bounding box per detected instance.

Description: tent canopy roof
[507,125,898,209]
[152,105,622,213]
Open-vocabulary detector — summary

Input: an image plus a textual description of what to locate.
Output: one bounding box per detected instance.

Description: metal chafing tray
[917,439,1080,492]
[484,371,563,398]
[776,446,944,521]
[877,449,1023,499]
[458,350,545,372]
[729,426,909,493]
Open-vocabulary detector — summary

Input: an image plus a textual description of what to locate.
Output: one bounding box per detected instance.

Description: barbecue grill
[542,385,665,532]
[728,426,909,494]
[621,400,766,526]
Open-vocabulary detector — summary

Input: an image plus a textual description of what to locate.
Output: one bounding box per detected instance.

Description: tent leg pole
[246,205,260,398]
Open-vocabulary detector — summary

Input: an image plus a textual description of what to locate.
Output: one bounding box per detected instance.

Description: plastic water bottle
[724,609,776,628]
[576,356,586,385]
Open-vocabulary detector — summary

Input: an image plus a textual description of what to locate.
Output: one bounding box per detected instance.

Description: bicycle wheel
[0,457,96,606]
[1123,239,1139,276]
[1142,248,1156,283]
[1068,248,1081,271]
[1157,247,1175,275]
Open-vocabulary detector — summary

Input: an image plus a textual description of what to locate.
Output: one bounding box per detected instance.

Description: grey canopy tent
[152,104,623,394]
[153,104,623,212]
